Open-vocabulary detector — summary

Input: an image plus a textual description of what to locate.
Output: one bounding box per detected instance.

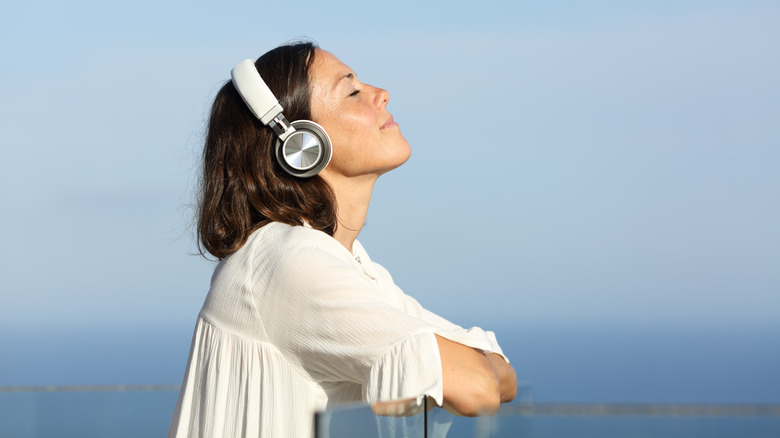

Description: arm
[437,335,513,416]
[400,292,517,408]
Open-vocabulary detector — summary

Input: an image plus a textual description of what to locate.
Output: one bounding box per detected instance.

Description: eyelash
[349,89,360,97]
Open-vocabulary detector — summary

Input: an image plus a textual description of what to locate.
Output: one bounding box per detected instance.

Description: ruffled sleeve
[399,293,509,363]
[360,244,510,364]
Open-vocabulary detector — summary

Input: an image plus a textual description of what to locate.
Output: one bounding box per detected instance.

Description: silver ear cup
[284,131,322,169]
[274,120,332,178]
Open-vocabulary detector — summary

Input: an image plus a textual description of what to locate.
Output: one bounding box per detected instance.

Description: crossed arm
[437,335,517,416]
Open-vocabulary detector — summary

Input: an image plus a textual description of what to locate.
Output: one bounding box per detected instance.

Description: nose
[373,86,389,108]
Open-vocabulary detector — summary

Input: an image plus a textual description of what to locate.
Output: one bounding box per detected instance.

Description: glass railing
[315,386,780,438]
[314,387,532,438]
[0,385,179,438]
[474,403,780,438]
[2,385,779,437]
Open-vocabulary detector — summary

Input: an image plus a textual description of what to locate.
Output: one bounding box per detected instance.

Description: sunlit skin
[308,49,411,251]
[310,49,411,180]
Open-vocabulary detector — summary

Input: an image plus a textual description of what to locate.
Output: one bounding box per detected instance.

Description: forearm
[436,335,501,416]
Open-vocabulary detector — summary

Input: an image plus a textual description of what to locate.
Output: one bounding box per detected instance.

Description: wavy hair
[197,42,336,259]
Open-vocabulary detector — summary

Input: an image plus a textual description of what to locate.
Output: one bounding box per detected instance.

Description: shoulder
[241,222,354,272]
[251,221,345,253]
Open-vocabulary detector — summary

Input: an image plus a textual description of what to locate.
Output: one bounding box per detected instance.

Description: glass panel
[427,383,534,438]
[0,388,179,438]
[315,398,426,438]
[5,385,777,438]
[476,404,780,438]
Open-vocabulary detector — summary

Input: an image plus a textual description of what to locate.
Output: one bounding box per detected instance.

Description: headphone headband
[231,60,283,125]
[230,58,332,178]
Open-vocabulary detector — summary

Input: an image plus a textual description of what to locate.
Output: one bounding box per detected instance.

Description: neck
[321,172,377,253]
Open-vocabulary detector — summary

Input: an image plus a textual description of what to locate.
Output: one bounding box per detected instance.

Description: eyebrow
[333,72,355,90]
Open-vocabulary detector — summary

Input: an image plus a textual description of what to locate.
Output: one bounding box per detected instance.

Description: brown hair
[197,42,336,259]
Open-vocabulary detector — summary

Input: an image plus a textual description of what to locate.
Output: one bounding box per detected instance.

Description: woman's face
[309,49,411,179]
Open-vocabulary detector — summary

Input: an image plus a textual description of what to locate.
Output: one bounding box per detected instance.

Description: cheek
[321,125,364,170]
[322,114,377,152]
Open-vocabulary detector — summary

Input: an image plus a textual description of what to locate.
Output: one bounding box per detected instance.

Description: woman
[168,41,516,438]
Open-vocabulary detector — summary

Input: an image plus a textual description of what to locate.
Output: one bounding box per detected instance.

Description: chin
[380,148,412,176]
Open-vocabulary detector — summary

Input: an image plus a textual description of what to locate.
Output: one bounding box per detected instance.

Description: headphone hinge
[269,114,295,141]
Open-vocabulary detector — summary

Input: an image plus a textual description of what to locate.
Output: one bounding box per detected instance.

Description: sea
[1,323,778,437]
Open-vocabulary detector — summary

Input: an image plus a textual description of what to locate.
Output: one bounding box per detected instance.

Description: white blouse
[168,222,507,438]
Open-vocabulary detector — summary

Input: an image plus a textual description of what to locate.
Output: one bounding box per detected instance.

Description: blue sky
[1,0,778,342]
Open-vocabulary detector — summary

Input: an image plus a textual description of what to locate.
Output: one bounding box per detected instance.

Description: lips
[380,115,398,130]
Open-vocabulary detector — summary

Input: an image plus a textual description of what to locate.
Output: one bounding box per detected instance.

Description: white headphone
[231,59,332,178]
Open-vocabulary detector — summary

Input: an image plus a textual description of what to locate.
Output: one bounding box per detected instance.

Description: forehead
[310,49,353,88]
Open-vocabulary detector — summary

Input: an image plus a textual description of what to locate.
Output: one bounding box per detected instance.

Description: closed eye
[349,89,360,97]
